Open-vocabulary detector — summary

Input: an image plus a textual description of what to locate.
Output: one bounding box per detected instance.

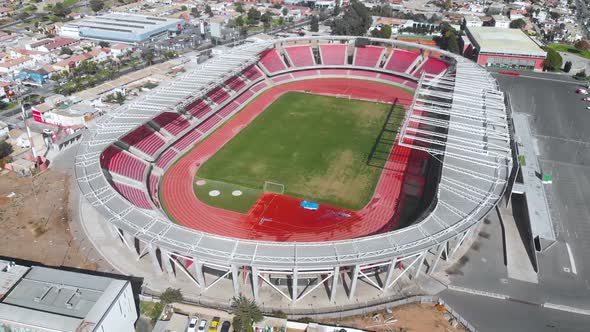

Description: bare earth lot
[0,169,98,270]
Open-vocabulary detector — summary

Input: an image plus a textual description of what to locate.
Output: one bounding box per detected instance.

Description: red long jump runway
[161,78,415,242]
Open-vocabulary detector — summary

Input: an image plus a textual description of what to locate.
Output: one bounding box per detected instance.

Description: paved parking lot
[441,72,590,331]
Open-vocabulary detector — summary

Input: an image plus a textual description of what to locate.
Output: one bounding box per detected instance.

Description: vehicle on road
[188,318,198,332]
[198,319,207,332]
[577,88,588,94]
[584,97,590,101]
[208,317,220,332]
[220,321,231,332]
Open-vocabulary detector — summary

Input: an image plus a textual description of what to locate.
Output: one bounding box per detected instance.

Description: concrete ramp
[498,204,539,284]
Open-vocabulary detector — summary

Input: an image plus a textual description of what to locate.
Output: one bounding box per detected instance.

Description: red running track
[161,78,415,242]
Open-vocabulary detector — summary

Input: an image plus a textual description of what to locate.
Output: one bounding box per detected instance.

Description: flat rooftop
[0,264,129,331]
[64,13,183,35]
[467,26,546,57]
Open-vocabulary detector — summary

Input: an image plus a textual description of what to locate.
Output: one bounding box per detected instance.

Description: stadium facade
[60,13,185,44]
[464,26,547,71]
[76,37,513,304]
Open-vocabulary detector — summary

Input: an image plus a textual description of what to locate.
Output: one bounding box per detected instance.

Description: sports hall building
[464,26,547,71]
[60,13,185,44]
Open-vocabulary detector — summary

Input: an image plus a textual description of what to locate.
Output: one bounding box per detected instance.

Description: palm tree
[229,295,263,332]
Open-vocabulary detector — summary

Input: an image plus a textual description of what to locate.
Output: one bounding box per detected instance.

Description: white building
[0,259,137,332]
[492,15,511,28]
[463,15,483,28]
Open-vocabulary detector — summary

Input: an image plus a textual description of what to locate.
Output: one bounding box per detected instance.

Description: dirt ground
[0,168,98,270]
[319,303,467,332]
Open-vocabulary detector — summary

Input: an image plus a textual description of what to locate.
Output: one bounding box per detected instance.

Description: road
[440,72,590,331]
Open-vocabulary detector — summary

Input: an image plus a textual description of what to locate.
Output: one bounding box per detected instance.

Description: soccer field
[195,92,404,212]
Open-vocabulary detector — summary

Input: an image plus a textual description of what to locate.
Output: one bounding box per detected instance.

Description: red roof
[44,37,78,50]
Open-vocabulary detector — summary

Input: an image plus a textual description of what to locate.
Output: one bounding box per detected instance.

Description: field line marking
[566,242,577,275]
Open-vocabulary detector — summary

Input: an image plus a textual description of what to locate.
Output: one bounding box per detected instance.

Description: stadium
[75,36,512,304]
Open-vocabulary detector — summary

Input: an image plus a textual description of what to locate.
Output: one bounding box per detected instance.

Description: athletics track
[161,78,427,242]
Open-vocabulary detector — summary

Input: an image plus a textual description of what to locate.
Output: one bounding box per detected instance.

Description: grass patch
[547,44,590,60]
[194,178,261,213]
[196,92,404,211]
[63,0,78,6]
[140,301,164,322]
[518,155,526,166]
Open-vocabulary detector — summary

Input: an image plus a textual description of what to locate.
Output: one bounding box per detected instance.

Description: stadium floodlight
[263,181,285,194]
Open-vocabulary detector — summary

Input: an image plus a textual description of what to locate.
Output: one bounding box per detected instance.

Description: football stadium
[76,36,512,304]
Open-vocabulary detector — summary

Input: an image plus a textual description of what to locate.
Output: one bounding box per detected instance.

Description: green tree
[52,2,71,17]
[331,0,372,36]
[261,11,272,29]
[160,288,183,304]
[163,50,177,59]
[205,4,213,17]
[180,5,187,11]
[99,41,109,48]
[310,15,319,32]
[509,18,526,29]
[248,7,261,25]
[282,7,288,16]
[371,24,392,38]
[564,60,572,73]
[141,49,155,65]
[236,15,244,27]
[191,7,200,17]
[434,22,460,54]
[235,2,244,13]
[89,0,105,13]
[0,141,13,159]
[60,47,73,55]
[575,39,590,50]
[543,48,563,71]
[230,295,263,332]
[574,69,586,78]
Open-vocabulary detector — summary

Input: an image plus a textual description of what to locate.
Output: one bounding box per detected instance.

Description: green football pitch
[195,92,404,212]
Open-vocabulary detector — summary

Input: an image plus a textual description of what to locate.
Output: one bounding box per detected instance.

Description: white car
[577,88,588,94]
[198,319,208,332]
[187,318,198,332]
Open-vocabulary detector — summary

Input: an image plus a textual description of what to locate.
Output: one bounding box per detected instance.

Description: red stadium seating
[155,149,179,169]
[173,130,202,151]
[112,181,152,209]
[385,50,420,73]
[207,86,231,105]
[413,58,448,77]
[121,125,166,157]
[292,70,319,78]
[348,69,380,78]
[259,49,288,73]
[353,46,384,68]
[271,74,293,83]
[185,99,211,119]
[250,81,268,93]
[284,46,315,67]
[319,44,347,65]
[100,146,147,182]
[218,101,241,118]
[197,115,223,133]
[241,65,264,81]
[235,90,254,104]
[224,76,247,92]
[152,112,190,136]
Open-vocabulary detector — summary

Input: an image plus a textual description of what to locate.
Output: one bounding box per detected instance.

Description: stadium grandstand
[76,37,512,304]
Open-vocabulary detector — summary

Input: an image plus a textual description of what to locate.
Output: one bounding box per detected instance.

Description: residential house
[110,43,132,57]
[492,15,511,28]
[53,53,92,72]
[463,15,483,28]
[17,68,49,85]
[0,57,34,74]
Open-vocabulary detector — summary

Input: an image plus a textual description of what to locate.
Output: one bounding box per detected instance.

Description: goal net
[263,181,285,194]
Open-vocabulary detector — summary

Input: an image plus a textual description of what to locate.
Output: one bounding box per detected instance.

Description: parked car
[220,321,231,332]
[187,317,198,332]
[208,317,220,332]
[198,319,207,332]
[577,88,588,94]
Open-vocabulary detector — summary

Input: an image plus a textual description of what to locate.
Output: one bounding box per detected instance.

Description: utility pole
[18,83,37,159]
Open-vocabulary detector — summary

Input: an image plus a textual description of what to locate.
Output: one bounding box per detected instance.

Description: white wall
[96,282,137,332]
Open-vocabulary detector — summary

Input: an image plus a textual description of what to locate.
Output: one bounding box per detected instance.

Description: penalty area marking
[232,190,243,196]
[209,190,221,197]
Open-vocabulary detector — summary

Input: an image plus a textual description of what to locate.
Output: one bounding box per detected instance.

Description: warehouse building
[464,26,547,71]
[60,13,186,44]
[0,259,138,332]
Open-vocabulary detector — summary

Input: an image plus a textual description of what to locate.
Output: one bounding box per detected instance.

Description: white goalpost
[263,181,285,194]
